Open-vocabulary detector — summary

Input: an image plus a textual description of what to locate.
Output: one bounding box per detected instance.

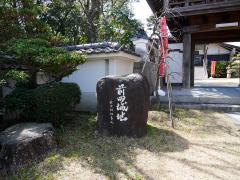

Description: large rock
[96,73,149,137]
[0,123,57,175]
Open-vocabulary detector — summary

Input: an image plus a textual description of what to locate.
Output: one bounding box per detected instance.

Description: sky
[131,0,153,33]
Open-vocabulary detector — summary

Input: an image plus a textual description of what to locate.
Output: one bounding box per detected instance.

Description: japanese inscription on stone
[109,83,128,122]
[109,100,114,124]
[97,73,149,137]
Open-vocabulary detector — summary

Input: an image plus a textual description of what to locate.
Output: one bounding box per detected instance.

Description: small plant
[230,54,240,78]
[5,70,29,83]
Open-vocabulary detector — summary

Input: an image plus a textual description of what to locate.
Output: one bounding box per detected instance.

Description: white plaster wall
[196,44,230,55]
[206,44,230,55]
[109,59,116,75]
[194,67,208,80]
[166,43,183,83]
[62,56,136,90]
[169,43,183,51]
[115,59,134,75]
[62,59,106,112]
[62,60,105,93]
[62,56,136,112]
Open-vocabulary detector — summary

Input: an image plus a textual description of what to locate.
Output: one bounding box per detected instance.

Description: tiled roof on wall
[64,42,140,56]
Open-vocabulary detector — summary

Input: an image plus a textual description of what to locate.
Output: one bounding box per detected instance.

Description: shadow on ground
[60,115,188,179]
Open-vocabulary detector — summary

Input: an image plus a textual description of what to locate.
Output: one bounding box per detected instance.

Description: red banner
[159,16,169,77]
[211,61,217,77]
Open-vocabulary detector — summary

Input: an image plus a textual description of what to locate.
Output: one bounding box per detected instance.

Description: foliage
[207,61,229,78]
[146,15,157,32]
[0,0,140,129]
[215,61,230,78]
[230,53,240,78]
[0,0,141,46]
[98,5,143,47]
[50,32,71,46]
[0,0,139,88]
[3,83,81,126]
[5,70,29,83]
[2,87,30,111]
[6,38,85,83]
[0,79,7,87]
[0,0,50,44]
[0,1,85,88]
[41,0,142,45]
[42,0,87,45]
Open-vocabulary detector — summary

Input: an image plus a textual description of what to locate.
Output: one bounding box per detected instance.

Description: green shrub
[207,61,229,78]
[231,69,239,78]
[3,82,81,126]
[229,55,240,78]
[2,87,31,110]
[215,61,230,78]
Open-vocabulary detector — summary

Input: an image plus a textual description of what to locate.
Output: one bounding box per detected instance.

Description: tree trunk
[29,69,38,88]
[83,0,101,43]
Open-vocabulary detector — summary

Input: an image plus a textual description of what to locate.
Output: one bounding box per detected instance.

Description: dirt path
[134,110,240,180]
[135,131,240,180]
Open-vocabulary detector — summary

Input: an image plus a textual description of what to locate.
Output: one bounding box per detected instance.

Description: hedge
[3,82,81,127]
[215,61,230,78]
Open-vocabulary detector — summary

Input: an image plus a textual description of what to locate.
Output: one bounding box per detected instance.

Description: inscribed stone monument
[96,73,149,137]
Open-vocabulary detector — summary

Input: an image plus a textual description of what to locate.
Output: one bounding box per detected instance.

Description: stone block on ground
[0,123,57,175]
[96,73,150,137]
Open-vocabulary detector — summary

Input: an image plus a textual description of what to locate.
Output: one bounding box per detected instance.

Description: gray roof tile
[64,42,140,56]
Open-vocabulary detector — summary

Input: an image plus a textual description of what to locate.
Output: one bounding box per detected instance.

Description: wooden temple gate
[147,0,240,88]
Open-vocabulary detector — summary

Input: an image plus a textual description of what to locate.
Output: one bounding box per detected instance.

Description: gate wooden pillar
[182,32,192,88]
[190,41,195,87]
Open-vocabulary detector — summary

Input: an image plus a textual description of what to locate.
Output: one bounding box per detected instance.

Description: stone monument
[96,73,149,137]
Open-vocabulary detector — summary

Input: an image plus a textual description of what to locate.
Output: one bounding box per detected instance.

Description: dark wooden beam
[167,10,240,41]
[146,0,163,15]
[187,11,240,26]
[190,41,195,87]
[172,1,240,16]
[183,23,240,33]
[192,29,240,43]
